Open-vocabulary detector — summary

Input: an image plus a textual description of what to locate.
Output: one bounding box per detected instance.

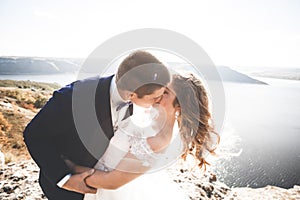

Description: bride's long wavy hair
[171,73,219,169]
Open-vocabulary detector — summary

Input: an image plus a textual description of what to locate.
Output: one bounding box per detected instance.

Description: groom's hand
[64,159,93,174]
[62,169,97,194]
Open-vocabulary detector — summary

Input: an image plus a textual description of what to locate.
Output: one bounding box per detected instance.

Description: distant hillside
[168,62,267,85]
[249,68,300,81]
[0,57,267,84]
[0,56,82,74]
[217,66,267,84]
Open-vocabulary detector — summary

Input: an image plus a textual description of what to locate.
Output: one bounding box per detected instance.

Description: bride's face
[158,85,177,114]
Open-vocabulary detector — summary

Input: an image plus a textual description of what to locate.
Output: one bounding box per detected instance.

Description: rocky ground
[0,160,46,200]
[0,159,299,200]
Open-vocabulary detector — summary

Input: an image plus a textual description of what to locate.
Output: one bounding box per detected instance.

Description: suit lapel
[95,75,114,140]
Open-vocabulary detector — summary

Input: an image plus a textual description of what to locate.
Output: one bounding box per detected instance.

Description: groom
[23,50,170,200]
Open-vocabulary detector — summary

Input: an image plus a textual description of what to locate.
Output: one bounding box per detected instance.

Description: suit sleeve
[23,87,73,185]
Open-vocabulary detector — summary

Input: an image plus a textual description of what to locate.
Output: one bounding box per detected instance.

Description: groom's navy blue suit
[24,75,115,200]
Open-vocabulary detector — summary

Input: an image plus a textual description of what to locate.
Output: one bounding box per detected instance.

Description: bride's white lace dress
[84,107,190,200]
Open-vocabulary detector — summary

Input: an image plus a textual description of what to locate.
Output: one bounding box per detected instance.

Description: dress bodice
[94,113,183,173]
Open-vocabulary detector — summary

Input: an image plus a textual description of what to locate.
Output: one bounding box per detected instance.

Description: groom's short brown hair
[116,50,170,98]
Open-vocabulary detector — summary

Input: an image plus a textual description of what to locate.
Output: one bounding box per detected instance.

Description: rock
[0,160,47,200]
[167,161,232,200]
[228,185,300,199]
[209,173,217,183]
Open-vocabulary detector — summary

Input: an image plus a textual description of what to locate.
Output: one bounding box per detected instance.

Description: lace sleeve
[117,117,159,167]
[128,135,159,167]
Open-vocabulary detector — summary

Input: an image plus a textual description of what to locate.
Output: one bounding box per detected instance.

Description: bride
[70,73,218,200]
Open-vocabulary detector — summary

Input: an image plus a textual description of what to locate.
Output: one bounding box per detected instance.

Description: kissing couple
[24,50,219,200]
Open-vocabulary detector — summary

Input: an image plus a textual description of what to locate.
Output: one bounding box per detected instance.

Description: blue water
[211,77,300,189]
[0,74,299,188]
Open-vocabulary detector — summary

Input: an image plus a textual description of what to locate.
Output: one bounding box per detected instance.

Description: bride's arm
[85,119,175,190]
[85,152,149,189]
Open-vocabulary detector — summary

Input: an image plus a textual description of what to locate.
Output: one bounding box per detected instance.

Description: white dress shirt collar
[110,75,126,108]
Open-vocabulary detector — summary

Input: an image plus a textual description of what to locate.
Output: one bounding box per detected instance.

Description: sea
[0,73,299,189]
[210,77,300,189]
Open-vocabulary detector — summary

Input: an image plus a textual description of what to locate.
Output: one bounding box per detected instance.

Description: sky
[0,0,300,68]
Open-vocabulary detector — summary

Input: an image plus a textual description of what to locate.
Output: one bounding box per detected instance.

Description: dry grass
[0,112,11,135]
[0,109,32,162]
[0,88,50,111]
[0,80,57,163]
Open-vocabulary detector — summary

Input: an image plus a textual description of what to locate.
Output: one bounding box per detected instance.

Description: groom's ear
[127,92,136,101]
[129,92,138,101]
